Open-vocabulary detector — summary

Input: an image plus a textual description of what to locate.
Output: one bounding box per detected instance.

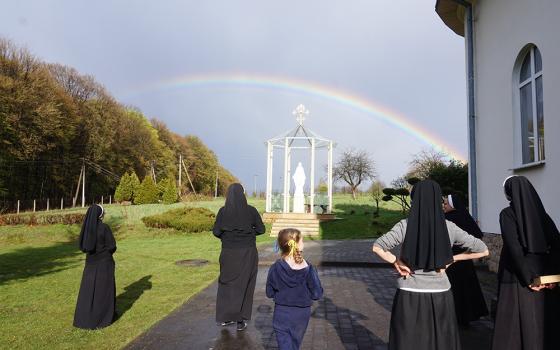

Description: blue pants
[273,304,311,350]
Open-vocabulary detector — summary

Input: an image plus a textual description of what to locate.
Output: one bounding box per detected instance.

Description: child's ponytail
[278,228,304,264]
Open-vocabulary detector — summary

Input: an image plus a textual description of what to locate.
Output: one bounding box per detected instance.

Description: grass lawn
[0,194,404,349]
[319,194,406,239]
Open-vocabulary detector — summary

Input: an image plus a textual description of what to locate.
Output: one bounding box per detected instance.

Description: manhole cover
[175,259,209,267]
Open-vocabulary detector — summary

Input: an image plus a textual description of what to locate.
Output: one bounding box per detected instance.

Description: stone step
[273,221,319,227]
[270,229,319,237]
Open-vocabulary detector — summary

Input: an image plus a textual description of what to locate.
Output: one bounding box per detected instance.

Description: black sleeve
[500,209,535,286]
[252,207,266,235]
[212,208,224,238]
[105,224,117,254]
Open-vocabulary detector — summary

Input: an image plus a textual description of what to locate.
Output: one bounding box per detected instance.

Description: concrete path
[126,240,496,350]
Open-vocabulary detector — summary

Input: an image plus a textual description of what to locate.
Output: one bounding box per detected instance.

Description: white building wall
[473,0,560,233]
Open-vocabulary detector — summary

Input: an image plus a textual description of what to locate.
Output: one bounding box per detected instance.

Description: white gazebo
[265,104,334,215]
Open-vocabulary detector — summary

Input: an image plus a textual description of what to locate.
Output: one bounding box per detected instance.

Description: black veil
[79,204,103,253]
[504,176,558,253]
[219,183,253,231]
[401,180,453,271]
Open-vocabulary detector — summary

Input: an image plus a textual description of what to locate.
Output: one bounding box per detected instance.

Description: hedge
[0,212,86,226]
[142,207,215,233]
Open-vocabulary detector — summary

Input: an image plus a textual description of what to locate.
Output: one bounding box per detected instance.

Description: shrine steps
[263,213,335,237]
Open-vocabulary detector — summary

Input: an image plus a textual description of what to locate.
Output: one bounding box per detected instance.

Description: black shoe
[220,321,235,327]
[236,320,247,331]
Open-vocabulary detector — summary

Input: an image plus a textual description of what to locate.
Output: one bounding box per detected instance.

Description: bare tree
[333,149,376,199]
[370,180,385,217]
[407,148,447,179]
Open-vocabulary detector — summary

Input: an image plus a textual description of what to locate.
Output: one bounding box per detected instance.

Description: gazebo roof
[266,104,333,149]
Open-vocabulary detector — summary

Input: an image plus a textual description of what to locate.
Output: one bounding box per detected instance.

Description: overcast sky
[0,0,467,191]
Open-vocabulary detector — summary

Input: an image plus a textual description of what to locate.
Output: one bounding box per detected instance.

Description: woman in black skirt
[372,180,489,350]
[73,204,117,329]
[443,194,489,325]
[213,183,265,331]
[492,176,560,350]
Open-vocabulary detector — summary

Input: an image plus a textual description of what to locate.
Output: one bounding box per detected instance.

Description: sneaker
[220,321,235,327]
[236,320,247,331]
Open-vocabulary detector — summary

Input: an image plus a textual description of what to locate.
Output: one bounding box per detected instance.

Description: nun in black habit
[492,176,560,350]
[443,194,489,325]
[372,180,489,350]
[213,183,265,331]
[73,204,117,329]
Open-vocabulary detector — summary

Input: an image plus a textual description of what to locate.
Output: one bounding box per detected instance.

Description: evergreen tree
[161,177,178,204]
[134,176,159,204]
[129,172,141,199]
[114,173,132,202]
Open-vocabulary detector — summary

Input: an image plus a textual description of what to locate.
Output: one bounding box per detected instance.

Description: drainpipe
[452,0,478,220]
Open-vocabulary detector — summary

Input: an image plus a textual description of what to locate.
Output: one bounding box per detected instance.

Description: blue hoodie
[266,259,323,307]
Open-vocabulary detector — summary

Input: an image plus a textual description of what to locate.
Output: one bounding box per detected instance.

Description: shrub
[134,176,160,205]
[142,207,215,233]
[0,212,86,226]
[115,172,141,202]
[160,178,178,204]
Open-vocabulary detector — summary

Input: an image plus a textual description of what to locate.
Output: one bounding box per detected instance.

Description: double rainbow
[122,73,466,161]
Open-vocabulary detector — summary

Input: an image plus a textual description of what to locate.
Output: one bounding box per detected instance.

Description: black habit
[445,194,489,325]
[213,183,265,323]
[73,205,117,329]
[492,176,560,350]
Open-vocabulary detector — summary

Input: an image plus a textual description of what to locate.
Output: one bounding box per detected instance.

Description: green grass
[0,194,402,349]
[0,198,273,350]
[319,194,406,239]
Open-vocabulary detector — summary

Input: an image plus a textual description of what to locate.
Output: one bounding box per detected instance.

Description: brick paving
[126,240,496,350]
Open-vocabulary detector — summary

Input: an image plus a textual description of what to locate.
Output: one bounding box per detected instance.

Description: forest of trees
[0,38,237,205]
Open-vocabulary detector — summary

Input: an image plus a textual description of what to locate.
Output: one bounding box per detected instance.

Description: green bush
[142,207,215,233]
[134,176,160,205]
[115,172,141,202]
[0,212,85,226]
[160,177,178,204]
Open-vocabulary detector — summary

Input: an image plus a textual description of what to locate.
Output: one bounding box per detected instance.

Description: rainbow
[122,73,466,161]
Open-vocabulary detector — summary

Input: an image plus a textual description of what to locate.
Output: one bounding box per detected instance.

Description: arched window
[517,46,544,164]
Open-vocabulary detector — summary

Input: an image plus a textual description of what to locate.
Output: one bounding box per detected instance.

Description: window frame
[512,44,545,169]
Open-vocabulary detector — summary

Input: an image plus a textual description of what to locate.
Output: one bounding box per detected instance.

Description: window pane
[520,83,534,163]
[536,76,544,160]
[534,47,542,73]
[520,52,532,83]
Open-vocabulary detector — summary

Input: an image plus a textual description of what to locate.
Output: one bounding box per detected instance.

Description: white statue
[292,162,306,213]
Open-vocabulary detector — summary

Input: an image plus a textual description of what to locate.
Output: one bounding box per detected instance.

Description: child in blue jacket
[266,228,323,350]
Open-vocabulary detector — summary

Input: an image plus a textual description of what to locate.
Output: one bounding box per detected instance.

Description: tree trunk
[351,187,357,200]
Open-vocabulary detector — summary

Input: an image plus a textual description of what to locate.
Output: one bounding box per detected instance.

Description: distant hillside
[0,37,237,201]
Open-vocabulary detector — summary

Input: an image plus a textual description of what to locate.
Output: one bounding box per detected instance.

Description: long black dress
[492,176,560,350]
[73,221,117,329]
[445,195,488,325]
[213,184,265,323]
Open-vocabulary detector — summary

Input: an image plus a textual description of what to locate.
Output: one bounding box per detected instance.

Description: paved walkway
[126,240,496,350]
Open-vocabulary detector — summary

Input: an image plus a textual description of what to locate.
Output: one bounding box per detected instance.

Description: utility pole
[181,159,197,195]
[81,159,86,208]
[178,154,182,196]
[151,161,157,184]
[254,174,258,198]
[214,169,218,198]
[73,165,83,207]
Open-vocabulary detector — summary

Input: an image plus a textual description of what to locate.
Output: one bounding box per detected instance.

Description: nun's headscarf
[79,204,103,253]
[503,175,558,253]
[445,194,483,239]
[219,183,253,231]
[401,180,453,271]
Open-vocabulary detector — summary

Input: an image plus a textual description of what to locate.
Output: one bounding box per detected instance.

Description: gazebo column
[266,141,273,212]
[283,138,290,213]
[309,138,315,214]
[327,141,333,214]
